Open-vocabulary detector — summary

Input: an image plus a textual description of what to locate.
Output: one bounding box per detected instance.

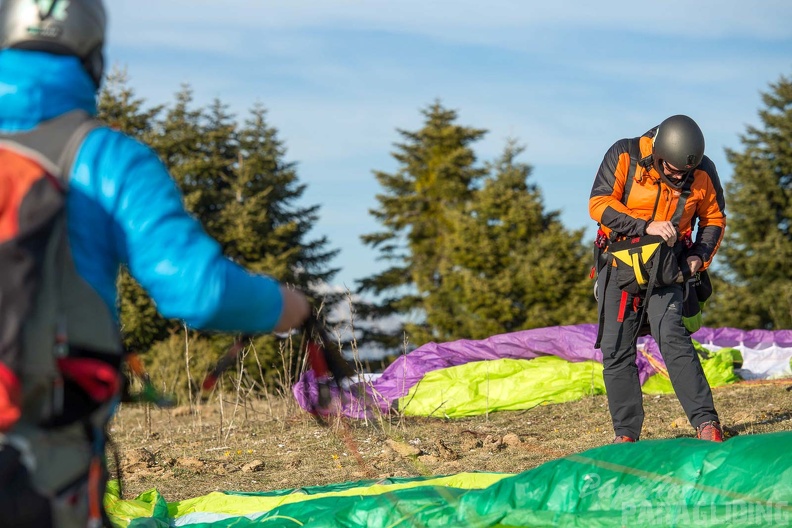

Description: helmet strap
[639,154,654,170]
[82,46,104,88]
[659,170,690,190]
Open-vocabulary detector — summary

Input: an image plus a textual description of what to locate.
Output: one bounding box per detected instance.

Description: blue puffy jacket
[0,50,284,332]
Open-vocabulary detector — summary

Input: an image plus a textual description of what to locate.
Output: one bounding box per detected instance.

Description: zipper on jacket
[662,188,673,220]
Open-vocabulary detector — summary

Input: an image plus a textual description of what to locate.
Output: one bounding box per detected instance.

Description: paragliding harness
[0,110,124,528]
[592,139,711,348]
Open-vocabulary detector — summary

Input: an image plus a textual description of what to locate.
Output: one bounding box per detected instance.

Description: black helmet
[652,115,705,188]
[0,0,106,87]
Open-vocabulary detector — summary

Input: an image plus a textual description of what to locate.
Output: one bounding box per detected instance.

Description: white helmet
[0,0,106,86]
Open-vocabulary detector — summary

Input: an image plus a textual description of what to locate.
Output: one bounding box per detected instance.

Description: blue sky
[105,1,792,292]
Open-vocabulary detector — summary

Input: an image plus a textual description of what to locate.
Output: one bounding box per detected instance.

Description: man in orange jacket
[589,115,726,443]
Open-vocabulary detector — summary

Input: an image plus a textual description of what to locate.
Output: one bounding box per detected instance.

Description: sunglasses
[662,161,689,177]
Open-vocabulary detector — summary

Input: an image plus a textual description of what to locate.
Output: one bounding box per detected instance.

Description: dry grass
[109,380,792,501]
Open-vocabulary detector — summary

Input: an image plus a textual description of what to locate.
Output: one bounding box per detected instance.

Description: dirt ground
[109,381,792,502]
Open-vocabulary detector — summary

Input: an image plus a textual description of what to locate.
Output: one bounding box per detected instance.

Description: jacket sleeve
[689,157,726,269]
[589,138,649,237]
[84,129,284,333]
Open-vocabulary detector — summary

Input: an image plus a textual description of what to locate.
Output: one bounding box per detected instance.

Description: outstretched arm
[84,129,309,333]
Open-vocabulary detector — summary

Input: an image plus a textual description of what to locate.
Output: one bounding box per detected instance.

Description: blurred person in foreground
[0,1,309,526]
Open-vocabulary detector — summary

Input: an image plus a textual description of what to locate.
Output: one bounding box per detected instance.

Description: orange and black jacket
[589,129,726,270]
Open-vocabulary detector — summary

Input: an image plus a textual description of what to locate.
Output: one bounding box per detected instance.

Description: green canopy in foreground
[106,472,511,527]
[107,431,792,527]
[399,349,738,418]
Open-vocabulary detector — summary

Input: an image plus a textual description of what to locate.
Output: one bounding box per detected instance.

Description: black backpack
[0,110,125,527]
[0,110,123,430]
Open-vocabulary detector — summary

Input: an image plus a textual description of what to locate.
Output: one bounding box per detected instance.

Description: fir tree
[98,79,340,371]
[357,101,487,347]
[435,141,595,340]
[707,74,792,329]
[229,104,339,290]
[147,86,207,215]
[199,98,240,239]
[97,67,162,140]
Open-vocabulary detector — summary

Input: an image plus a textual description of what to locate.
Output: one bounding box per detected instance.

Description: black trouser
[597,275,719,439]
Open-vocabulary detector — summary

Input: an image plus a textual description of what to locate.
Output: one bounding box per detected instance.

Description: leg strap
[617,290,629,323]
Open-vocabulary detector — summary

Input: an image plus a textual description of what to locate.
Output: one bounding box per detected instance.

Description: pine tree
[228,104,339,290]
[214,104,342,384]
[357,101,487,347]
[707,74,792,329]
[198,98,240,239]
[98,79,340,371]
[97,67,163,140]
[146,86,207,215]
[435,141,595,340]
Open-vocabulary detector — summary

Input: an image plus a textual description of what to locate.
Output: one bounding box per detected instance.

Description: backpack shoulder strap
[0,110,102,183]
[620,138,657,207]
[619,138,642,206]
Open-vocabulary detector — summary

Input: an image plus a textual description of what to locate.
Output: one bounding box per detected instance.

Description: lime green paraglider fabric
[104,481,170,527]
[641,346,741,394]
[105,472,512,527]
[399,356,607,418]
[396,346,740,417]
[106,432,792,527]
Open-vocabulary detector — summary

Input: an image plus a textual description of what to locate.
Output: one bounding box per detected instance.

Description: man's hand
[646,220,678,246]
[687,255,703,276]
[274,287,311,333]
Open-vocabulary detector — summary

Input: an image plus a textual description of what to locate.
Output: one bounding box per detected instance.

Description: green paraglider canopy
[296,324,764,420]
[399,356,606,418]
[398,348,739,418]
[107,431,792,527]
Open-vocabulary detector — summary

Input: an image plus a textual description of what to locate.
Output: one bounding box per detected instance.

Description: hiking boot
[696,420,724,442]
[613,435,636,444]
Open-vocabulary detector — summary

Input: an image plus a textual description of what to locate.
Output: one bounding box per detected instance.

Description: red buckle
[57,358,119,403]
[595,228,609,248]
